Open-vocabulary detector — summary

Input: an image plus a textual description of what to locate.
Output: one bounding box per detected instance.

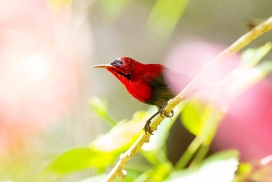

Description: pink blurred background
[0,0,90,153]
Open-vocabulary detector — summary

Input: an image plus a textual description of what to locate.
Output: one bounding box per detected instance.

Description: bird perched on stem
[93,57,191,134]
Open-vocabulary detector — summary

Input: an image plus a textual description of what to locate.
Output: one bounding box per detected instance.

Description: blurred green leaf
[146,0,189,39]
[100,0,132,20]
[258,61,272,73]
[150,162,172,181]
[135,162,172,182]
[234,162,252,182]
[237,163,252,175]
[181,98,223,145]
[181,99,207,135]
[167,150,239,182]
[226,59,272,97]
[241,42,272,67]
[201,150,239,165]
[44,148,116,176]
[90,97,117,126]
[90,111,148,153]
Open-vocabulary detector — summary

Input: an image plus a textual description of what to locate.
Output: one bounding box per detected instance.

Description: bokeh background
[0,0,272,181]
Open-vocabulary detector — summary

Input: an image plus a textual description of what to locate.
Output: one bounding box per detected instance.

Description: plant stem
[174,137,202,169]
[189,145,209,169]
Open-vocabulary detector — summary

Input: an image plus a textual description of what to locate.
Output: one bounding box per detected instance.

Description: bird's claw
[142,107,173,135]
[142,110,160,135]
[159,105,174,119]
[160,110,174,118]
[143,120,154,135]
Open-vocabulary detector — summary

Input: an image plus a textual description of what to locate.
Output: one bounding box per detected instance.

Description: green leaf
[100,0,132,20]
[181,99,207,135]
[134,162,172,182]
[235,162,252,181]
[90,111,148,153]
[181,98,223,145]
[241,42,272,67]
[201,150,239,166]
[149,162,173,181]
[90,97,117,126]
[166,150,239,182]
[146,0,189,39]
[44,148,116,176]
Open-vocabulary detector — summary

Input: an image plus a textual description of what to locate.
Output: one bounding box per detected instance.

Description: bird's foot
[159,105,174,120]
[143,119,154,135]
[142,106,174,135]
[142,110,160,135]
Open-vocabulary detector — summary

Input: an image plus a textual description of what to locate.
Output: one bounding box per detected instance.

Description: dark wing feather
[142,67,191,108]
[162,67,191,95]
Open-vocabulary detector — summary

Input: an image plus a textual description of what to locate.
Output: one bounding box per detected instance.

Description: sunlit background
[0,0,272,181]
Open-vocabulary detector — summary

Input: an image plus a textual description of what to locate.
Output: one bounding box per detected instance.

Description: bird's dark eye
[111,59,124,67]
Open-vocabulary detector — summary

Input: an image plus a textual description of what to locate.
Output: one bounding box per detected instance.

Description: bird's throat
[115,70,131,80]
[107,68,131,80]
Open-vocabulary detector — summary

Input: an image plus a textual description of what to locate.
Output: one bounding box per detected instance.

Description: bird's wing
[162,68,191,94]
[142,67,191,94]
[142,71,168,88]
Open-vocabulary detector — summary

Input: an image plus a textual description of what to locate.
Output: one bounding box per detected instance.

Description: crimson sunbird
[93,57,191,134]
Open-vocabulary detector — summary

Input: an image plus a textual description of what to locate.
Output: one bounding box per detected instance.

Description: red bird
[93,57,191,134]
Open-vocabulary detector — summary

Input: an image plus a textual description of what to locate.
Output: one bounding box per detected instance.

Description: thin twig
[103,16,272,182]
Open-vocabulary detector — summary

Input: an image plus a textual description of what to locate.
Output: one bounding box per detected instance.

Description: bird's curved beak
[92,64,112,69]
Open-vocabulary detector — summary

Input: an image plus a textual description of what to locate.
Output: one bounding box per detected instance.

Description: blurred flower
[214,78,272,160]
[0,0,84,153]
[166,40,239,79]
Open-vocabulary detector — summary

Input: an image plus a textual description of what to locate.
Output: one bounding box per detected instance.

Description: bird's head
[93,57,138,80]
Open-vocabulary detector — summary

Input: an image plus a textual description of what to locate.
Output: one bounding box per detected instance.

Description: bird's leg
[159,105,174,119]
[143,110,160,135]
[143,105,174,134]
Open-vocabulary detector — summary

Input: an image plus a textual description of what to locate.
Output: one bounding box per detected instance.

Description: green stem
[174,137,202,169]
[101,114,117,127]
[189,145,209,169]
